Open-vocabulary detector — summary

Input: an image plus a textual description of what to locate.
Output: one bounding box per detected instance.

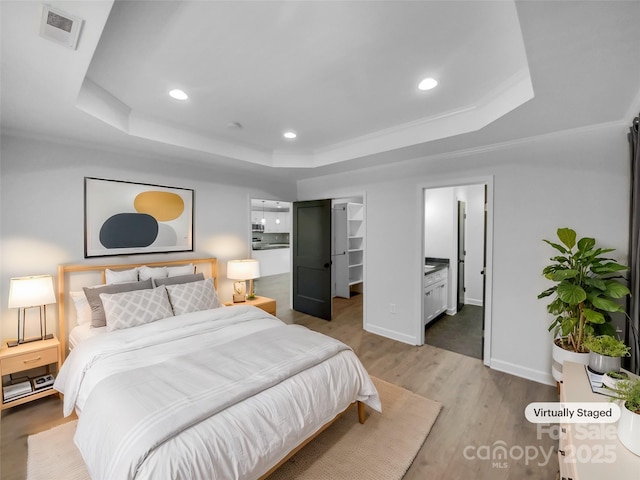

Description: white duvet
[54,306,381,480]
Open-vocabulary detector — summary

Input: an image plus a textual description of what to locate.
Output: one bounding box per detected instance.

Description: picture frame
[84,177,194,258]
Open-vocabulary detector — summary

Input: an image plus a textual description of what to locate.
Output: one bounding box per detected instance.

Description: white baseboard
[490,358,556,387]
[364,324,420,346]
[464,298,483,307]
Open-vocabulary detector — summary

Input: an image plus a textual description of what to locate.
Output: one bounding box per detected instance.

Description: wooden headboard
[57,257,217,359]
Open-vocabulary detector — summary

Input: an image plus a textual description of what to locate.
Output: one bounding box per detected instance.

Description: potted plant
[583,335,631,374]
[538,227,630,381]
[609,379,640,456]
[603,370,629,390]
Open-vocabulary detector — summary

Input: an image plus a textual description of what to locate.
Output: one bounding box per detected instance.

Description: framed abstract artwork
[84,177,194,258]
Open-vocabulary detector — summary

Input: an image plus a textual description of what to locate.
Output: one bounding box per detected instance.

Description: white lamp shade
[227,259,260,280]
[8,275,56,308]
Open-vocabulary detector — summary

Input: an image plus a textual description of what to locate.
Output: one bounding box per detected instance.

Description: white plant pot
[602,372,628,390]
[617,402,640,457]
[552,340,589,383]
[588,352,622,374]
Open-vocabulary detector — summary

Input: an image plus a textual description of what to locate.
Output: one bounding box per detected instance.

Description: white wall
[424,188,455,260]
[0,134,297,340]
[297,122,631,385]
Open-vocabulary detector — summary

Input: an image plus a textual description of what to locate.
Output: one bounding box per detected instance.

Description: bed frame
[57,257,217,359]
[56,256,368,477]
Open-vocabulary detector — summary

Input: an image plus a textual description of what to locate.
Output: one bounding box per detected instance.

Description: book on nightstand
[2,380,33,403]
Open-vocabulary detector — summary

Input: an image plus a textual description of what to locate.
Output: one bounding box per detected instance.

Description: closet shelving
[334,202,364,298]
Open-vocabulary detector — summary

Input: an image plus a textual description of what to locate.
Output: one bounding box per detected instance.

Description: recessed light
[418,77,438,91]
[283,131,297,139]
[169,89,188,100]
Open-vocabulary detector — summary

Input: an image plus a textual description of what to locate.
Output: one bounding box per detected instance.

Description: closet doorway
[421,180,493,365]
[290,195,366,325]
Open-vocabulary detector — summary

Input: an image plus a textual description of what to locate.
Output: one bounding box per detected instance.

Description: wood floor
[1,275,559,480]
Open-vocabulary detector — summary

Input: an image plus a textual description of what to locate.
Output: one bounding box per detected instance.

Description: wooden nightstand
[224,296,277,315]
[0,335,61,410]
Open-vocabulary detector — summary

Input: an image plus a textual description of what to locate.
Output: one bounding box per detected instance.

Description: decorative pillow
[83,279,153,328]
[165,278,221,316]
[153,273,204,287]
[100,286,174,332]
[105,267,139,284]
[70,291,92,325]
[138,265,169,281]
[167,263,195,277]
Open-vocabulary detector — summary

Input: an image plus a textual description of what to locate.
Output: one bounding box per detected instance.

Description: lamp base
[232,280,247,303]
[6,334,52,348]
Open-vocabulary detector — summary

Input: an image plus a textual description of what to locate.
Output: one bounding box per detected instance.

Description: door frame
[457,200,466,312]
[418,176,494,367]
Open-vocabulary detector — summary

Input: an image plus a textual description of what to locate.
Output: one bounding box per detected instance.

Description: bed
[54,257,381,480]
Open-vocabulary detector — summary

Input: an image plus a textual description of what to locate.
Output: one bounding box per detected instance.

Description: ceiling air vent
[39,4,83,50]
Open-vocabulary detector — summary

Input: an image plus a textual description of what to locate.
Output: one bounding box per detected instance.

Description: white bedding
[55,305,381,480]
[68,324,105,349]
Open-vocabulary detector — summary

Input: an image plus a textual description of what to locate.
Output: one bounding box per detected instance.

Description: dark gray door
[457,201,466,312]
[292,199,332,320]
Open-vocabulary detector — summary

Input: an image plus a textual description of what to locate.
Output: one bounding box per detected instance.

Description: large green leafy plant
[538,228,629,353]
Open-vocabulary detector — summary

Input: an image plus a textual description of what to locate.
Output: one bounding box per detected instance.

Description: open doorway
[421,180,492,365]
[249,198,293,318]
[287,195,365,325]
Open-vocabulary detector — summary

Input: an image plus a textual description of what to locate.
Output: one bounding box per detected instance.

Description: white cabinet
[252,210,290,233]
[424,268,448,326]
[275,210,290,232]
[334,202,364,298]
[263,211,277,232]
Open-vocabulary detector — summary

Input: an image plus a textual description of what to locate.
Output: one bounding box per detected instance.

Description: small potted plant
[602,370,629,390]
[538,228,630,381]
[583,335,631,374]
[609,379,640,456]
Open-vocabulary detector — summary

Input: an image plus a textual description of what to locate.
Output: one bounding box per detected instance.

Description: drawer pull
[558,449,565,456]
[23,356,42,364]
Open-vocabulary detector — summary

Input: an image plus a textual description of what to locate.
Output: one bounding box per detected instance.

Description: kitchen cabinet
[253,210,290,233]
[424,267,448,326]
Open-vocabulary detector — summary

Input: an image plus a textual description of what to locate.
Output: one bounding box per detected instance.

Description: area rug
[27,377,441,480]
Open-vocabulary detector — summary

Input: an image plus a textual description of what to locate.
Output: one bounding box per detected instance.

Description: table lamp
[7,275,57,347]
[227,259,260,302]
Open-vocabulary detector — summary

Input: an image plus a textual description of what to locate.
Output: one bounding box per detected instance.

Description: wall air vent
[39,4,83,50]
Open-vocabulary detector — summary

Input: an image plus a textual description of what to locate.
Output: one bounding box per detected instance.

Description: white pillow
[105,267,138,284]
[70,291,92,325]
[100,286,174,332]
[165,278,221,316]
[138,265,168,281]
[167,263,194,277]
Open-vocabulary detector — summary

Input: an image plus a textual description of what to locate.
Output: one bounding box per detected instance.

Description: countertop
[424,263,448,275]
[424,257,449,275]
[252,244,290,250]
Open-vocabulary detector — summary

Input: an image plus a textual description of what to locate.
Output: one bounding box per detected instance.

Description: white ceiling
[2,1,640,181]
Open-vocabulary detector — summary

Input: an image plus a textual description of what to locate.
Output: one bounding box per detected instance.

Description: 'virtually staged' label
[525,402,620,423]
